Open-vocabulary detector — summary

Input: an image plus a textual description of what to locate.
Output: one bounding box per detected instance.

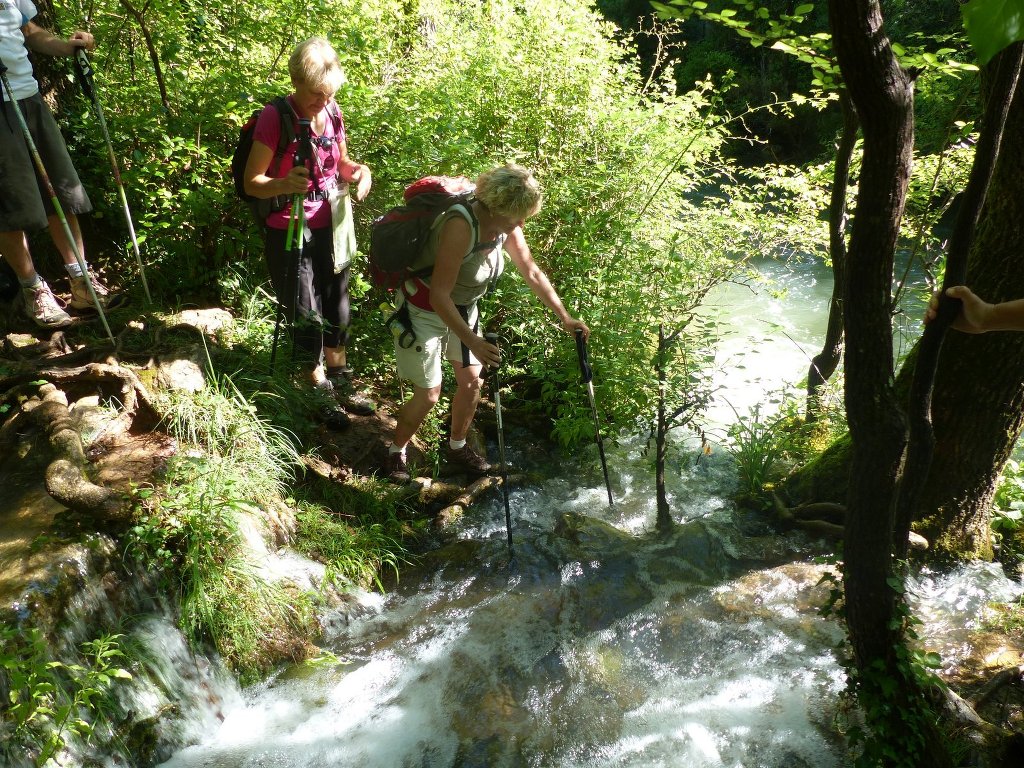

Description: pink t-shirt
[252,96,346,230]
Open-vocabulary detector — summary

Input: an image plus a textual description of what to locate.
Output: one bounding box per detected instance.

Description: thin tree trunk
[807,90,857,422]
[118,0,171,115]
[656,323,672,532]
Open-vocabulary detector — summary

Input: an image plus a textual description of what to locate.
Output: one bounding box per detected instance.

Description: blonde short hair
[475,164,543,220]
[288,37,346,94]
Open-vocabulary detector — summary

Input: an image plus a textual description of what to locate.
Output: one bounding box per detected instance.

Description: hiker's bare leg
[450,362,483,443]
[0,231,36,279]
[46,213,85,266]
[394,384,441,450]
[324,346,346,369]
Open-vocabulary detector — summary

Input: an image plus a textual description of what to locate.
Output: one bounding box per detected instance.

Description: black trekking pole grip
[575,329,593,384]
[73,48,95,101]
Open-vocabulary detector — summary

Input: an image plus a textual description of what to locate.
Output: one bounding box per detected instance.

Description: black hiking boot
[442,443,492,477]
[316,403,350,431]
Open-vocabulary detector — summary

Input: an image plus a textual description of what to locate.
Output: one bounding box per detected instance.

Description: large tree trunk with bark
[829,0,913,670]
[829,2,954,765]
[780,60,1024,561]
[914,67,1024,557]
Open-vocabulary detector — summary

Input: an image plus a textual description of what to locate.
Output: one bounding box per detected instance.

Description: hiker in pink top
[243,37,374,421]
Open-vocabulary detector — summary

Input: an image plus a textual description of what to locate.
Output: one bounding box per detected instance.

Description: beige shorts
[394,297,480,389]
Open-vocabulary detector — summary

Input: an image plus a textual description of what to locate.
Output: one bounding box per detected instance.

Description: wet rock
[646,520,735,585]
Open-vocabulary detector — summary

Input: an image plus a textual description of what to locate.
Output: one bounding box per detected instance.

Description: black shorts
[0,94,92,232]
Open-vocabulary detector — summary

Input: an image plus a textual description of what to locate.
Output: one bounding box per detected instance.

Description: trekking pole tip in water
[484,332,514,557]
[574,329,614,506]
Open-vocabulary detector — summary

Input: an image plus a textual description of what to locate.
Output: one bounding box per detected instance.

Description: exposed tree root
[2,363,162,527]
[436,474,520,530]
[771,492,929,550]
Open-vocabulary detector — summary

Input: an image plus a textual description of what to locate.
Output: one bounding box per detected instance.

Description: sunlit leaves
[961,0,1024,65]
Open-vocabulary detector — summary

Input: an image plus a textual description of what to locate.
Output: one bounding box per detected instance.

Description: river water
[143,257,1021,768]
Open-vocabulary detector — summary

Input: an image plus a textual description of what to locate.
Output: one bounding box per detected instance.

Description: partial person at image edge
[925,285,1024,334]
[1,0,118,328]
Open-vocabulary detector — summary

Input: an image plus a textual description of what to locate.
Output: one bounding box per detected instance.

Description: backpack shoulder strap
[436,200,481,257]
[270,96,295,158]
[328,101,344,136]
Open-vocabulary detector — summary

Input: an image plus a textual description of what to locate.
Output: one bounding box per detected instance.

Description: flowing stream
[127,256,1021,768]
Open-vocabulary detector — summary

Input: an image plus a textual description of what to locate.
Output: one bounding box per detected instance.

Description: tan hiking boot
[69,274,115,310]
[21,281,72,328]
[443,443,492,476]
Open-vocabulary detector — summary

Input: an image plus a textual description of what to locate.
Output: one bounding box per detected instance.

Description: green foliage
[961,0,1024,65]
[655,0,976,93]
[992,457,1024,569]
[154,369,301,502]
[722,400,794,496]
[817,561,954,767]
[294,496,406,592]
[0,629,132,767]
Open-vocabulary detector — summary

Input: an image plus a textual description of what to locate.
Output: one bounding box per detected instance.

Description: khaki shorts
[0,94,92,232]
[394,296,480,389]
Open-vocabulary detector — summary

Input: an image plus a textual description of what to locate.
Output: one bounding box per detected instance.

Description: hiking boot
[326,367,376,416]
[69,274,122,311]
[316,403,351,431]
[21,281,72,328]
[443,443,492,476]
[384,451,411,484]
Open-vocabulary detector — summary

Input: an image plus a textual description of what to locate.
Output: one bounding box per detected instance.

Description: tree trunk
[829,0,914,671]
[806,90,856,422]
[896,44,1023,560]
[829,2,954,765]
[915,105,1024,554]
[781,57,1024,562]
[655,324,672,532]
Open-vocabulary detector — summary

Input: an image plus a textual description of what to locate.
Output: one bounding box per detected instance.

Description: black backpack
[369,176,488,290]
[230,96,295,224]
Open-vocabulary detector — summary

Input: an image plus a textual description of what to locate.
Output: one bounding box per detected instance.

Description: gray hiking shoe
[443,443,492,476]
[21,281,72,328]
[69,274,118,310]
[385,451,411,484]
[326,367,376,416]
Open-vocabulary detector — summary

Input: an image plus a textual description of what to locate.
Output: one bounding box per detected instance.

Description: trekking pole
[73,49,151,304]
[484,332,514,559]
[0,56,115,345]
[270,118,311,371]
[575,329,613,506]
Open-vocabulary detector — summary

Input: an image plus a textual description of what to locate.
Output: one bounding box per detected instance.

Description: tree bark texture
[829,4,955,763]
[914,72,1024,556]
[829,0,914,670]
[895,44,1023,560]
